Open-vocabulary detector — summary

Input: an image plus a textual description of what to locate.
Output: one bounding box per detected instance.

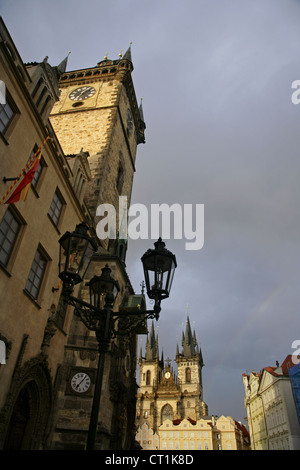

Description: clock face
[71,372,91,393]
[127,109,133,133]
[165,372,171,379]
[69,86,96,101]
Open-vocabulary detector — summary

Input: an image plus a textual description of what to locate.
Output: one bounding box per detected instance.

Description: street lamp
[87,265,120,310]
[141,237,177,319]
[58,222,98,288]
[58,224,177,450]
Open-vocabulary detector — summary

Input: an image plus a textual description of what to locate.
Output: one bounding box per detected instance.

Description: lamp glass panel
[59,234,95,284]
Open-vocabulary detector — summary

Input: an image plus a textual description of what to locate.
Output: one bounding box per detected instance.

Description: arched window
[186,367,191,383]
[116,162,124,194]
[40,95,51,117]
[74,168,82,193]
[161,404,173,423]
[31,78,43,99]
[146,370,151,385]
[36,86,47,108]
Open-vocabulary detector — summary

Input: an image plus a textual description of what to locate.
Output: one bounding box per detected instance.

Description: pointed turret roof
[145,321,159,361]
[139,99,145,124]
[123,43,132,63]
[56,51,71,75]
[182,316,195,357]
[180,315,203,361]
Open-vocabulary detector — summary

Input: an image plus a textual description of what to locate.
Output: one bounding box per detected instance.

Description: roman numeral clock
[69,86,96,101]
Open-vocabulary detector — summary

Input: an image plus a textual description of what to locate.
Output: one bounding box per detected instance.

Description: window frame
[26,145,47,195]
[24,245,50,303]
[48,188,66,231]
[0,206,26,274]
[0,89,20,142]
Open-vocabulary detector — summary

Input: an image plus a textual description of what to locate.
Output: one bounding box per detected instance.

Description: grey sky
[2,0,300,423]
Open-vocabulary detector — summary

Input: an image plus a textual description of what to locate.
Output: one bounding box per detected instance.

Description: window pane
[25,249,47,299]
[26,147,44,189]
[49,191,63,226]
[31,159,43,187]
[0,101,15,133]
[0,209,20,266]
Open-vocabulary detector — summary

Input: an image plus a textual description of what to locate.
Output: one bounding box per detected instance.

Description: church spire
[145,321,159,361]
[56,51,71,75]
[123,42,132,63]
[139,98,145,124]
[181,315,200,358]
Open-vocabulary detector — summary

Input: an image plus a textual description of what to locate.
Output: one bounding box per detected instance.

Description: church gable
[157,365,179,393]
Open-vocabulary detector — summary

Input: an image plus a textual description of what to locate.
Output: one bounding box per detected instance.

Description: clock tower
[48,47,147,450]
[50,45,145,252]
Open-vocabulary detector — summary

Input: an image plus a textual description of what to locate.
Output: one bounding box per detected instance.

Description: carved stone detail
[0,353,53,449]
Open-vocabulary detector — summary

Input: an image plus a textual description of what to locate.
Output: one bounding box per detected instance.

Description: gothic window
[40,95,51,117]
[186,367,191,383]
[74,168,82,193]
[161,404,173,423]
[116,162,124,194]
[31,78,43,99]
[146,370,151,385]
[36,86,47,108]
[78,178,86,201]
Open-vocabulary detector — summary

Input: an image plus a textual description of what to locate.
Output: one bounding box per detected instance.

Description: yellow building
[243,371,267,450]
[136,415,250,451]
[158,416,249,451]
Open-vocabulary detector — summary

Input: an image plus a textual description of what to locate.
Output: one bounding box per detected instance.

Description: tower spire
[56,51,71,75]
[123,42,132,62]
[145,321,159,360]
[181,314,199,358]
[139,98,145,124]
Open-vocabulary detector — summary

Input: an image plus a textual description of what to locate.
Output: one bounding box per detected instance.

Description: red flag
[5,157,40,204]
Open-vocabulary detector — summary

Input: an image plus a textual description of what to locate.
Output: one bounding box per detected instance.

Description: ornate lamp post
[58,223,177,450]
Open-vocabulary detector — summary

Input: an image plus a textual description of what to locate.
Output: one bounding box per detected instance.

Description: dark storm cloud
[2,0,300,423]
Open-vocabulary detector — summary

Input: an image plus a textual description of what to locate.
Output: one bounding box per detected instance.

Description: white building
[243,355,300,450]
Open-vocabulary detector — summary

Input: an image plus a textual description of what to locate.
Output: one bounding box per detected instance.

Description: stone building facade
[0,17,146,450]
[0,17,91,449]
[47,43,146,451]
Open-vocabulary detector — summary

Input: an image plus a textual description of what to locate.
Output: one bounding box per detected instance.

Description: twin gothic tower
[136,316,208,436]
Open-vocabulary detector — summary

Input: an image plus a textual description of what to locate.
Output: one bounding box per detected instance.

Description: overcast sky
[2,0,300,425]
